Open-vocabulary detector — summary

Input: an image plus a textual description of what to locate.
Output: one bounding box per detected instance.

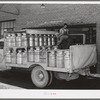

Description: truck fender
[29,64,42,71]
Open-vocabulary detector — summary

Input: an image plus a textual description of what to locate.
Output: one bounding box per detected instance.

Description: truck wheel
[48,71,53,86]
[31,66,49,88]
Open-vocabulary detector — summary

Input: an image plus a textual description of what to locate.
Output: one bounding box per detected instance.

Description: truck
[0,29,97,88]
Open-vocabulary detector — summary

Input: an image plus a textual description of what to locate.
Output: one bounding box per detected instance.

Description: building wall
[13,4,100,29]
[0,4,99,29]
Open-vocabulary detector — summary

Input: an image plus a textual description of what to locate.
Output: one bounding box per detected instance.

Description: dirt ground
[0,69,100,89]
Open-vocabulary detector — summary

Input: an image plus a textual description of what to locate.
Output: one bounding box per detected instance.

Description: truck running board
[88,73,100,78]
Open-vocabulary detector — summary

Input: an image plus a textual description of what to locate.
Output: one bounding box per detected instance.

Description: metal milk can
[28,48,34,62]
[16,33,22,47]
[11,34,16,47]
[39,34,42,47]
[49,50,56,67]
[43,34,47,46]
[34,47,40,62]
[17,50,23,64]
[6,50,11,63]
[6,34,11,47]
[40,47,46,63]
[51,34,54,46]
[11,50,16,64]
[47,47,51,50]
[22,33,27,47]
[29,34,33,47]
[22,50,27,64]
[35,34,38,47]
[56,50,64,68]
[48,34,51,46]
[54,46,58,50]
[64,50,70,69]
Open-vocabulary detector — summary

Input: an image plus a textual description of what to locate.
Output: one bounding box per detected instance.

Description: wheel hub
[38,71,44,80]
[39,73,44,79]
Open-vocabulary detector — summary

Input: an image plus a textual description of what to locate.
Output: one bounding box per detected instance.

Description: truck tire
[31,66,49,88]
[48,71,53,86]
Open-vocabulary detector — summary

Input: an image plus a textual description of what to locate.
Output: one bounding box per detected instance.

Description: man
[57,23,70,49]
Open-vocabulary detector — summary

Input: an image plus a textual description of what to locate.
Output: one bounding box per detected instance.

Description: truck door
[0,41,6,70]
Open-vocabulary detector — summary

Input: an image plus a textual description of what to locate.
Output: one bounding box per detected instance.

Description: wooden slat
[7,29,58,35]
[26,29,58,35]
[44,66,69,72]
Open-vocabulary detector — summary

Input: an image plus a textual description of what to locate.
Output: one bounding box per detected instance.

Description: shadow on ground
[0,69,100,89]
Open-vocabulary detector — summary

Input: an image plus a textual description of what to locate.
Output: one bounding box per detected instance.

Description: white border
[0,1,100,99]
[0,90,100,98]
[0,1,100,4]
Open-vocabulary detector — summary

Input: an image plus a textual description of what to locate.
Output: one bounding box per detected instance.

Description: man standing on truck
[57,23,71,49]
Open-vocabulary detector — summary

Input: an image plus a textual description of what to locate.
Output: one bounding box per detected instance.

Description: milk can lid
[50,51,55,54]
[42,46,45,49]
[8,50,11,53]
[30,47,33,50]
[22,33,26,35]
[18,50,22,52]
[48,47,51,50]
[36,47,40,50]
[35,34,37,36]
[17,33,21,36]
[8,34,11,36]
[54,46,58,50]
[11,34,15,36]
[57,51,63,54]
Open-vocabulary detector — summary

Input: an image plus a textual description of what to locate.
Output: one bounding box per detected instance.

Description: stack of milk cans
[5,32,56,65]
[5,33,28,64]
[5,31,70,69]
[48,49,70,69]
[27,33,56,63]
[28,34,55,47]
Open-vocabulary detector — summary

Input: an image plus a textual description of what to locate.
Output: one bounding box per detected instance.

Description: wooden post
[89,27,93,44]
[96,21,100,73]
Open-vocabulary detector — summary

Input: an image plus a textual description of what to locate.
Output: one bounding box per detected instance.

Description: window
[0,20,15,39]
[0,42,4,49]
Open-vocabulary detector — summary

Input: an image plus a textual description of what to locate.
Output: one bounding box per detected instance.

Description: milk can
[6,50,11,63]
[6,34,11,47]
[22,50,27,64]
[48,34,51,46]
[28,48,34,62]
[35,34,38,47]
[64,50,70,69]
[11,50,16,64]
[49,51,56,67]
[51,34,54,46]
[34,47,40,62]
[11,34,16,47]
[47,47,51,50]
[40,47,46,63]
[17,50,23,64]
[29,34,33,47]
[22,33,27,47]
[39,34,42,47]
[43,34,47,46]
[54,46,58,50]
[33,34,35,47]
[16,33,22,47]
[56,50,64,68]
